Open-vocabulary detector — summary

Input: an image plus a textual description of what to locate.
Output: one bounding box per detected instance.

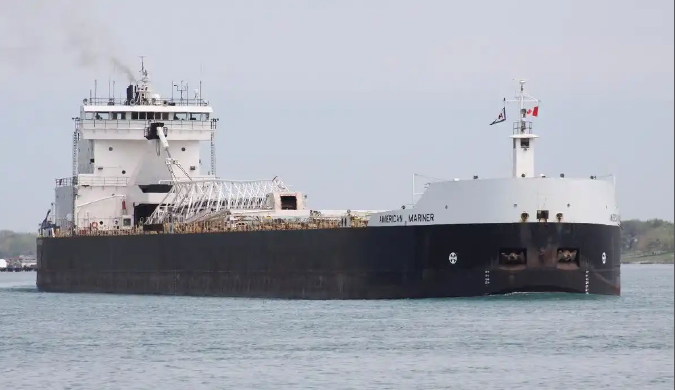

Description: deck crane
[39,209,57,237]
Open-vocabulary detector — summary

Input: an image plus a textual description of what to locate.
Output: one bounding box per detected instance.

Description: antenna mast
[112,61,116,101]
[174,80,187,102]
[139,56,148,83]
[505,79,540,178]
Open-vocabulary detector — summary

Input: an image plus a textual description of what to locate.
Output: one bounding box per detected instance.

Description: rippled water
[0,265,672,390]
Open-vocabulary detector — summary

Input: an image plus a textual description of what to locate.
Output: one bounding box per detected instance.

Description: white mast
[506,79,539,178]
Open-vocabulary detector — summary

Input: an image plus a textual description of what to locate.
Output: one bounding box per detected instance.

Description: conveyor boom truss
[147,178,289,224]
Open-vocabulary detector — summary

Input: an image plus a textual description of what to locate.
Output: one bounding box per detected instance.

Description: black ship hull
[36,223,620,298]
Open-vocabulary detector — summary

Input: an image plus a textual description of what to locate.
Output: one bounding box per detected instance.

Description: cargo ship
[36,62,621,298]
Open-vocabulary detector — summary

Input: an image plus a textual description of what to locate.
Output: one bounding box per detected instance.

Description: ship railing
[77,119,216,131]
[56,176,128,187]
[76,176,129,187]
[50,217,370,237]
[83,97,210,107]
[40,217,126,237]
[76,216,133,231]
[512,121,533,135]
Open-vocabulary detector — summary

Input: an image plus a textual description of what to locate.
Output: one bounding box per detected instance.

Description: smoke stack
[125,85,133,105]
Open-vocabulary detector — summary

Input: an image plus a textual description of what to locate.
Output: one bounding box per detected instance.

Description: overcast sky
[0,0,673,232]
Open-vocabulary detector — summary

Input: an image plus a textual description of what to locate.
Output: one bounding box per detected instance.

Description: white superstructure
[508,79,539,179]
[51,62,216,230]
[49,61,311,233]
[46,74,618,234]
[369,80,620,227]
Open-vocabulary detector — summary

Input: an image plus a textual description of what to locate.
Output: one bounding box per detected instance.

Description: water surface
[1,265,672,389]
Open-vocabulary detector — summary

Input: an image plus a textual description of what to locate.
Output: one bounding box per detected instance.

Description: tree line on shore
[621,219,674,257]
[0,230,36,258]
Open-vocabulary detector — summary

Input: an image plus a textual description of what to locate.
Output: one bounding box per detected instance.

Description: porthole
[181,147,186,152]
[99,221,104,225]
[122,170,126,175]
[109,146,113,151]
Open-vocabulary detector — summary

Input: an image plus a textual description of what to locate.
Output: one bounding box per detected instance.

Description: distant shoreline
[622,252,674,264]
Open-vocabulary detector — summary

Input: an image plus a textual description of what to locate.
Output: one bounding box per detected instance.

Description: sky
[0,0,673,232]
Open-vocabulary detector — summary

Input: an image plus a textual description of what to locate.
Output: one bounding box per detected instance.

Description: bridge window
[85,112,94,120]
[147,112,155,120]
[174,113,187,120]
[131,112,139,120]
[95,112,109,120]
[112,112,126,120]
[139,112,147,120]
[161,112,169,120]
[189,113,208,120]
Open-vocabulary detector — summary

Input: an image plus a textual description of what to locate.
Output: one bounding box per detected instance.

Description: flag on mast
[490,107,506,125]
[526,106,539,117]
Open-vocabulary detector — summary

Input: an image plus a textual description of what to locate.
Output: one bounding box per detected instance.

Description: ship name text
[379,214,403,223]
[378,213,435,224]
[408,213,434,223]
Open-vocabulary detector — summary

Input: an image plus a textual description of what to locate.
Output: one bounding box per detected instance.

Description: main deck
[44,217,370,238]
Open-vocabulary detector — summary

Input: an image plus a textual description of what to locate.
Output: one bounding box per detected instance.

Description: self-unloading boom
[152,122,191,182]
[146,122,299,225]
